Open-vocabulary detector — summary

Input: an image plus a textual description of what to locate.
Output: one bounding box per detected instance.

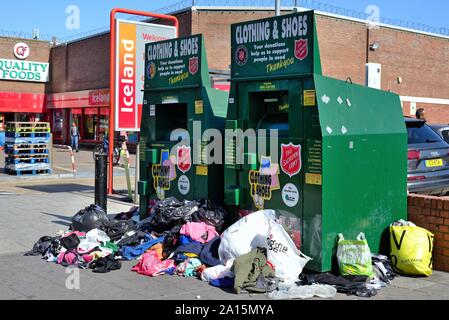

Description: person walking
[70,122,80,153]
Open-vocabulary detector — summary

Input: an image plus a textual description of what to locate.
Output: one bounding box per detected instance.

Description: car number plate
[426,159,443,167]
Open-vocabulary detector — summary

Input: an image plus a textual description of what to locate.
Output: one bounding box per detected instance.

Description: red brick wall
[45,8,449,123]
[0,37,50,94]
[153,10,192,38]
[316,15,368,86]
[408,194,449,272]
[48,12,192,94]
[369,27,449,98]
[190,10,449,122]
[401,101,449,125]
[48,33,110,94]
[191,10,277,70]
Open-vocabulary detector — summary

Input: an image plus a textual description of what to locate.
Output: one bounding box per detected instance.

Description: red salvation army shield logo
[294,39,308,61]
[281,143,302,177]
[189,57,199,75]
[177,146,192,173]
[235,45,248,66]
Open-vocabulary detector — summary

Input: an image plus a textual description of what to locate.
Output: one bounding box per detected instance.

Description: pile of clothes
[26,199,229,279]
[26,200,397,299]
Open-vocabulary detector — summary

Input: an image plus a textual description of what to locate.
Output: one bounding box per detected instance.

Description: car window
[406,122,443,144]
[442,130,449,143]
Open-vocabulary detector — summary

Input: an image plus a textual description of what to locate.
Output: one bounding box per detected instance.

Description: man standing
[70,122,80,153]
[416,108,427,121]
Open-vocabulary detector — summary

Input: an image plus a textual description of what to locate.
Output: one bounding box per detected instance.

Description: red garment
[179,222,219,244]
[132,251,174,277]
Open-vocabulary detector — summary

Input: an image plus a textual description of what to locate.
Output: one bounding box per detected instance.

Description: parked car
[406,117,449,195]
[430,124,449,144]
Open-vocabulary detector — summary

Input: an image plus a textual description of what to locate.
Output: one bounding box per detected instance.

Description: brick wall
[48,33,110,94]
[408,194,449,272]
[401,101,449,124]
[191,10,277,70]
[44,8,449,122]
[0,37,50,94]
[189,10,449,122]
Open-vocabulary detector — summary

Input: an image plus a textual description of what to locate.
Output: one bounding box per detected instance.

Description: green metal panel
[231,11,317,79]
[138,181,148,196]
[224,10,407,273]
[145,34,210,89]
[314,75,408,271]
[139,34,229,218]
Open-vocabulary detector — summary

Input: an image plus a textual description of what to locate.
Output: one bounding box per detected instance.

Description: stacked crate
[4,122,52,176]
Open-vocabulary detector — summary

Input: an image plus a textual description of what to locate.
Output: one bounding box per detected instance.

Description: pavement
[1,148,449,300]
[0,146,136,181]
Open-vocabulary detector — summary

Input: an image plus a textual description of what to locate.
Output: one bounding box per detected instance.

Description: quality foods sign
[14,42,30,60]
[115,20,176,131]
[0,59,49,82]
[231,11,314,78]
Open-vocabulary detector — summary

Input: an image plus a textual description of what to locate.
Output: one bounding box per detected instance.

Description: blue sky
[0,0,448,40]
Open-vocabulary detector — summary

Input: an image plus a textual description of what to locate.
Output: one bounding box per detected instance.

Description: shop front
[0,39,51,147]
[47,89,111,146]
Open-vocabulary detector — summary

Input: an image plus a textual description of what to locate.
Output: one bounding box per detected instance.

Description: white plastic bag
[200,260,235,282]
[78,229,110,254]
[218,210,276,264]
[267,218,311,284]
[269,284,337,300]
[218,210,311,283]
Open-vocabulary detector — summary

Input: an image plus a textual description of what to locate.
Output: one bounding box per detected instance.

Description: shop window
[99,108,109,138]
[84,108,98,141]
[53,110,64,140]
[0,114,4,131]
[70,108,82,138]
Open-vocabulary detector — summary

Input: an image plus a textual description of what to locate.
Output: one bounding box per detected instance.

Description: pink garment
[179,222,219,244]
[63,231,86,238]
[83,254,93,263]
[57,251,77,265]
[132,251,174,277]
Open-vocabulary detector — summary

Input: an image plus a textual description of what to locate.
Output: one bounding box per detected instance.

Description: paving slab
[1,177,449,300]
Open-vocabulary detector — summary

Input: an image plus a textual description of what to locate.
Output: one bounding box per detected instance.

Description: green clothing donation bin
[223,11,407,272]
[139,34,229,218]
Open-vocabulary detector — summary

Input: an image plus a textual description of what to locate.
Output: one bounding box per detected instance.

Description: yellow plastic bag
[390,224,434,277]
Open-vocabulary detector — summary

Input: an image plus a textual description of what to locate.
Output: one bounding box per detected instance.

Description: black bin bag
[71,204,110,232]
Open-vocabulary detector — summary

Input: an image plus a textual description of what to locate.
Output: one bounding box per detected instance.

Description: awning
[0,91,46,113]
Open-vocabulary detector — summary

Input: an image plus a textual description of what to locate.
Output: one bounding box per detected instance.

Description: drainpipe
[275,0,281,16]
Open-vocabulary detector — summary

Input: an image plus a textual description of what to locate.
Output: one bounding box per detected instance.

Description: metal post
[95,153,108,212]
[275,0,281,16]
[122,142,133,201]
[134,143,140,204]
[67,146,77,174]
[49,133,53,173]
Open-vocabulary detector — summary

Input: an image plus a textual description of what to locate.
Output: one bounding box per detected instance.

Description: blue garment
[165,267,176,275]
[173,242,204,264]
[199,236,221,267]
[179,235,198,245]
[210,277,234,288]
[71,136,79,152]
[173,242,203,256]
[174,253,189,264]
[0,131,5,148]
[121,236,165,260]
